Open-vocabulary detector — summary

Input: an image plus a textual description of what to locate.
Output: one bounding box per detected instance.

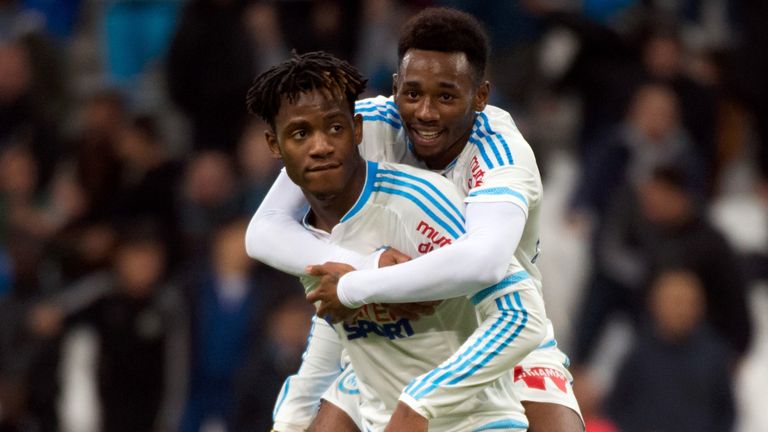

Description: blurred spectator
[237,119,281,214]
[230,292,314,432]
[166,0,256,152]
[64,231,187,432]
[607,269,735,432]
[103,0,181,86]
[179,150,244,256]
[572,166,752,363]
[570,83,705,228]
[0,40,59,187]
[540,8,718,168]
[180,219,298,431]
[111,114,184,266]
[275,0,361,62]
[68,89,127,220]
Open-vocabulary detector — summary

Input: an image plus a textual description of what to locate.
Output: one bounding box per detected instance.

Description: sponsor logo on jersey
[343,303,415,340]
[513,366,568,393]
[467,155,486,189]
[416,220,452,253]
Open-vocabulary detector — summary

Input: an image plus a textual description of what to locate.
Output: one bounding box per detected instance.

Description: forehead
[274,89,350,127]
[399,49,475,85]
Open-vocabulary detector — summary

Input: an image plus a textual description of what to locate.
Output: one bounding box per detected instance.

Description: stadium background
[0,0,766,431]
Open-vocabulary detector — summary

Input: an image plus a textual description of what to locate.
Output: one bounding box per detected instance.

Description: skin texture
[523,402,585,432]
[308,401,361,432]
[266,89,365,233]
[393,49,489,170]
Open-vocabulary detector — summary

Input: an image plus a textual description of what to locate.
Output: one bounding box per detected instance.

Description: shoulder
[370,161,466,241]
[355,96,402,130]
[469,105,536,171]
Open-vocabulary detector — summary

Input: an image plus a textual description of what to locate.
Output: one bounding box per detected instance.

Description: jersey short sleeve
[355,96,403,163]
[463,108,542,219]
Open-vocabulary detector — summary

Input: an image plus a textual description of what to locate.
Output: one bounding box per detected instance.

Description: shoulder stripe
[467,187,529,207]
[469,271,529,305]
[373,185,464,239]
[377,168,465,224]
[361,114,401,129]
[355,105,402,120]
[469,128,495,169]
[355,99,398,110]
[479,112,514,165]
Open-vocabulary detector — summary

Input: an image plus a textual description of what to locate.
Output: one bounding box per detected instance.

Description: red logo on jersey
[416,221,452,254]
[513,366,568,393]
[468,156,485,189]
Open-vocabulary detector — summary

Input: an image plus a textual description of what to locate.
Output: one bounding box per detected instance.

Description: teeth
[417,130,441,140]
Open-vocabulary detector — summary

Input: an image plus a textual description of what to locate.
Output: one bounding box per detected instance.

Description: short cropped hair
[397,7,490,83]
[246,51,367,128]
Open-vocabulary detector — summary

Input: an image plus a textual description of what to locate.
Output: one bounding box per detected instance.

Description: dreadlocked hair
[246,51,368,128]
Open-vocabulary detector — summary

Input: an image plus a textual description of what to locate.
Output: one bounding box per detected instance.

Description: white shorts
[513,339,583,424]
[321,366,364,430]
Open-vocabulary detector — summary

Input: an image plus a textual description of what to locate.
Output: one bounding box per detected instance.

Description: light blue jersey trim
[468,187,529,206]
[537,339,557,350]
[272,377,291,421]
[405,292,528,400]
[472,419,528,431]
[479,112,514,165]
[470,124,496,169]
[373,185,464,239]
[470,271,530,305]
[341,161,378,223]
[377,168,465,224]
[360,114,401,129]
[355,104,401,120]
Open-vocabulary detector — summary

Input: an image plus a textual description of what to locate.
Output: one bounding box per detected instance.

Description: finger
[306,290,321,303]
[305,265,330,276]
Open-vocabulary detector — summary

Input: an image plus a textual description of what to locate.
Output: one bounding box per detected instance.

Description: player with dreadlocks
[246,51,529,431]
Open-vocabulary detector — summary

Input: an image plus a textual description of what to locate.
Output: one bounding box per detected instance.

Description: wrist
[337,273,363,308]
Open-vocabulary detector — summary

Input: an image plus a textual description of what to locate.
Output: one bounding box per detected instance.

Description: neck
[305,158,366,233]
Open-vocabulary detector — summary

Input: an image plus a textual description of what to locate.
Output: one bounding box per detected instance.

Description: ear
[353,114,363,145]
[265,129,282,160]
[473,80,490,112]
[391,73,399,97]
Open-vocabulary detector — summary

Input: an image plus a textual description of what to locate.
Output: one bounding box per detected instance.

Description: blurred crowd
[0,0,766,431]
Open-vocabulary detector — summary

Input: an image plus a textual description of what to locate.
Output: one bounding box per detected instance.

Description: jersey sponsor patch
[342,303,415,340]
[513,365,568,393]
[416,220,452,253]
[467,155,486,190]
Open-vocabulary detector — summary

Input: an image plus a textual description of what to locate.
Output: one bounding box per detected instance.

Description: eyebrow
[403,80,460,90]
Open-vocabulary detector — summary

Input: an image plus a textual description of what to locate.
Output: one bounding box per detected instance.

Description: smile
[412,128,444,142]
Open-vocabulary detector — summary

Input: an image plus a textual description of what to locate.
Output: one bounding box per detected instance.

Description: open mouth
[411,127,444,145]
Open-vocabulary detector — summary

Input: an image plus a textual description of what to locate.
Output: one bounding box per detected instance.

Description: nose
[415,97,439,123]
[308,133,334,158]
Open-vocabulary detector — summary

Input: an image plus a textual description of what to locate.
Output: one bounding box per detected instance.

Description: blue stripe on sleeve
[469,134,495,169]
[448,292,528,385]
[410,295,520,399]
[404,295,514,398]
[472,419,528,431]
[373,185,463,239]
[355,105,402,120]
[272,376,291,421]
[361,114,402,129]
[467,187,529,206]
[377,168,465,224]
[470,271,529,305]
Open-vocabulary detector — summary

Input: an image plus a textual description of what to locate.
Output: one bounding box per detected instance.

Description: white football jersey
[299,160,526,431]
[356,96,544,304]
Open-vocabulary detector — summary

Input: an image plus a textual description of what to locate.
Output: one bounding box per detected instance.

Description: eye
[439,94,455,102]
[406,90,419,99]
[291,129,307,139]
[329,124,343,134]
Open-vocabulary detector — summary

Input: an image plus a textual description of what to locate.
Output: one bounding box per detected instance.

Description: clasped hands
[305,248,441,323]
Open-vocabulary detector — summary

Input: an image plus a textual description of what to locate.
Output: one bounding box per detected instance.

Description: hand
[384,301,442,321]
[306,262,358,323]
[379,247,411,267]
